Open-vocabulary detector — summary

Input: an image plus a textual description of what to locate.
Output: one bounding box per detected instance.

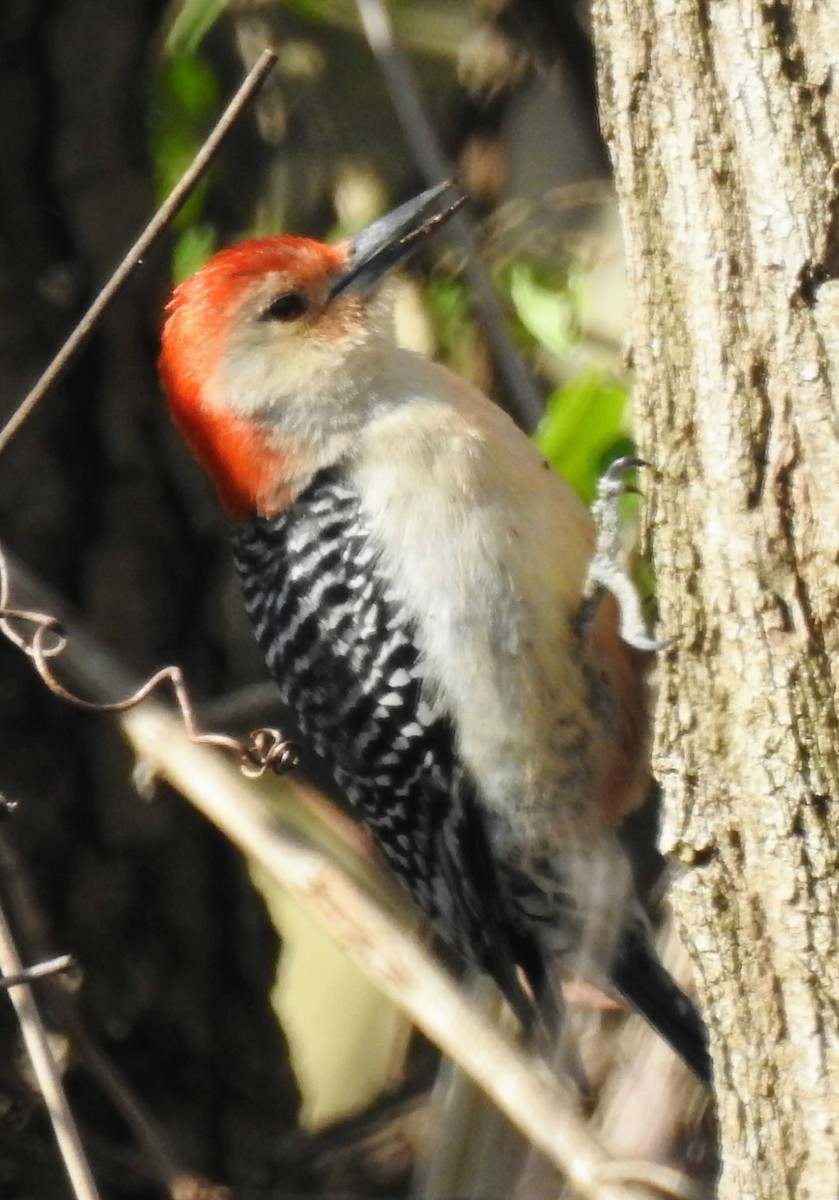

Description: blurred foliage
[151,53,218,201]
[165,0,228,55]
[425,263,632,504]
[165,0,467,59]
[535,371,633,504]
[500,257,633,502]
[504,258,582,359]
[424,274,483,381]
[150,52,220,279]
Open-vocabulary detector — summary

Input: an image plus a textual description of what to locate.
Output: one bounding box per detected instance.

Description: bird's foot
[577,456,662,653]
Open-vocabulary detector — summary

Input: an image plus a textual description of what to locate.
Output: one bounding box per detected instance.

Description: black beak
[330,180,466,299]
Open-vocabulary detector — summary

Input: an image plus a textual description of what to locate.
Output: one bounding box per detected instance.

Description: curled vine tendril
[0,548,298,781]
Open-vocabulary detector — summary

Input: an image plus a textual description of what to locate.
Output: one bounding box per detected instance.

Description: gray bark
[592,1,839,1197]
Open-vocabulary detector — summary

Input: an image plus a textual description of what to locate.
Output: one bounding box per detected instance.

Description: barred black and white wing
[232,466,547,1030]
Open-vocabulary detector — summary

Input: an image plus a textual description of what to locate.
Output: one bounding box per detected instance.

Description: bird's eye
[260,292,308,323]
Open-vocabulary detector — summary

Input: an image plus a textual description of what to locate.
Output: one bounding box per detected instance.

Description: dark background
[0,3,620,1196]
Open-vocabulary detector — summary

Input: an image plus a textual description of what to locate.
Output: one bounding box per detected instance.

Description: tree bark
[592,1,839,1196]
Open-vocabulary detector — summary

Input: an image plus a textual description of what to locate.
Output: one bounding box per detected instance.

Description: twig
[124,706,698,1200]
[2,553,689,1200]
[0,833,187,1196]
[0,953,75,991]
[0,48,278,459]
[121,703,617,1200]
[353,0,544,432]
[0,898,103,1200]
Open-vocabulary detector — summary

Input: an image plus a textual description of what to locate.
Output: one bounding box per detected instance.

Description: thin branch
[1,552,696,1200]
[122,709,702,1200]
[0,953,75,991]
[353,0,544,432]
[0,898,103,1200]
[0,48,278,459]
[0,833,187,1196]
[120,705,625,1200]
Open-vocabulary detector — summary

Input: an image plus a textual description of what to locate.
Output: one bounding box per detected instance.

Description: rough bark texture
[592,1,839,1197]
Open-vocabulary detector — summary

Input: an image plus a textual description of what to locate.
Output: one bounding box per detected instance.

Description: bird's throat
[171,401,296,520]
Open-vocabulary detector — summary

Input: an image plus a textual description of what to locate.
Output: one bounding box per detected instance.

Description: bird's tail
[610,923,712,1084]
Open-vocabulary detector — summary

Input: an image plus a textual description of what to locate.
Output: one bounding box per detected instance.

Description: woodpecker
[159,182,710,1083]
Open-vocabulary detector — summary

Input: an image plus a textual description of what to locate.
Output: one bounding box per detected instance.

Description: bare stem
[0,48,278,459]
[0,834,187,1196]
[0,954,75,991]
[0,900,103,1200]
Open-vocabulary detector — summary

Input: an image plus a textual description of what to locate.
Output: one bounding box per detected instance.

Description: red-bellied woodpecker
[159,182,710,1083]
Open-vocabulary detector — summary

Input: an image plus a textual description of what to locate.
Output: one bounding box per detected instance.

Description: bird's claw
[599,454,649,485]
[580,457,662,653]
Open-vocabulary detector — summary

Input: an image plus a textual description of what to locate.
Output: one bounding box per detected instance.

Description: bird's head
[159,181,464,519]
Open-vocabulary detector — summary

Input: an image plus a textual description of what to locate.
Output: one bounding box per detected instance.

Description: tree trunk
[592,2,839,1196]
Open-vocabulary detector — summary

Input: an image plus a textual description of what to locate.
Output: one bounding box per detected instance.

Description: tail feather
[610,925,712,1084]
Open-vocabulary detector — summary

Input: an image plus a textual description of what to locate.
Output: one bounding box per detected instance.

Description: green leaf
[149,54,219,245]
[424,276,472,356]
[504,260,580,357]
[284,0,332,18]
[164,0,228,57]
[534,371,632,503]
[164,53,218,117]
[172,224,218,282]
